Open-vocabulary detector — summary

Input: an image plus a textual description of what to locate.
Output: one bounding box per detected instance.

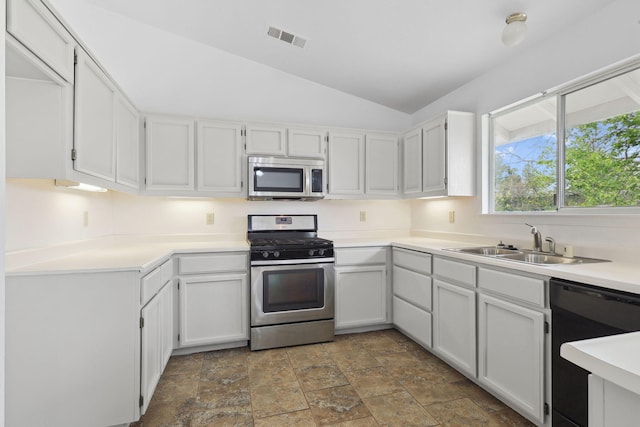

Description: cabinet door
[145,115,195,191]
[365,134,399,196]
[433,279,476,376]
[140,289,161,415]
[74,48,116,182]
[179,273,248,347]
[114,94,139,189]
[160,282,174,368]
[403,128,422,195]
[478,294,545,423]
[7,0,75,82]
[196,120,244,194]
[245,124,286,155]
[287,128,326,158]
[335,265,387,329]
[328,132,365,196]
[422,117,446,195]
[393,296,432,348]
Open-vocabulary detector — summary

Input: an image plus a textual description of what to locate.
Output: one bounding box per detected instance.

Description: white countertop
[561,332,640,395]
[6,235,640,295]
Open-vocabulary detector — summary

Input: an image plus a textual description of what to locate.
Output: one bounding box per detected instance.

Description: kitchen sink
[445,247,609,265]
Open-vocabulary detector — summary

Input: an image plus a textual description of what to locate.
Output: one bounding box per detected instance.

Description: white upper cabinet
[287,127,326,159]
[327,131,365,196]
[145,115,195,191]
[402,128,422,195]
[7,0,75,82]
[328,131,399,198]
[74,48,117,182]
[402,111,475,198]
[365,134,398,196]
[196,119,244,194]
[245,124,287,156]
[114,95,140,189]
[422,117,447,194]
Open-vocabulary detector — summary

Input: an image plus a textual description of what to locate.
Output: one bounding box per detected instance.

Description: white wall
[47,0,411,132]
[6,179,113,252]
[5,179,411,251]
[1,2,6,422]
[410,0,640,263]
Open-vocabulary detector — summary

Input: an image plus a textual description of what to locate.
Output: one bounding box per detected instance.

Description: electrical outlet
[448,211,455,223]
[206,212,214,225]
[359,211,367,222]
[83,211,89,227]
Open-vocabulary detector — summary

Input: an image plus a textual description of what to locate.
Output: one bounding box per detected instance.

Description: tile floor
[131,329,534,426]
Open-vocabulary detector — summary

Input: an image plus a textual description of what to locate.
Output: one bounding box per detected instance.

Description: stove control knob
[273,251,280,258]
[308,249,315,256]
[262,251,269,258]
[318,249,325,256]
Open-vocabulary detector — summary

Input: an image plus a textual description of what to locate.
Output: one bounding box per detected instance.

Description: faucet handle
[525,223,538,234]
[545,237,556,254]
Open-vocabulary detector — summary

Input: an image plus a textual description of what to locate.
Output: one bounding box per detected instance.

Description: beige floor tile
[253,409,317,427]
[163,353,205,377]
[488,408,536,426]
[131,398,194,427]
[251,380,309,419]
[323,334,364,354]
[331,348,381,372]
[152,373,200,402]
[197,376,251,408]
[200,359,248,382]
[295,364,349,391]
[189,403,254,427]
[305,384,372,425]
[400,377,468,406]
[249,362,298,386]
[426,397,494,426]
[333,417,380,426]
[455,379,508,413]
[343,366,404,398]
[286,343,334,368]
[363,390,439,427]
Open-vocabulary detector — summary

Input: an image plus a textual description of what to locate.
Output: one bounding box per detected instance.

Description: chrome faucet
[525,223,543,252]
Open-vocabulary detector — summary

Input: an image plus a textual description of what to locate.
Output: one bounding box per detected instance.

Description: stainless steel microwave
[248,156,325,200]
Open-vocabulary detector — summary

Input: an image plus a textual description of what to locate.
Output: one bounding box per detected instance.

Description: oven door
[251,261,334,327]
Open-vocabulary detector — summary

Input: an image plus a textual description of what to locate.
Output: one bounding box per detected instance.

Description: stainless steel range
[248,214,335,351]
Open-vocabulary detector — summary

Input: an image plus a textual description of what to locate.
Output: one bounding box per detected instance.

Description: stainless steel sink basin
[453,247,520,256]
[444,246,609,265]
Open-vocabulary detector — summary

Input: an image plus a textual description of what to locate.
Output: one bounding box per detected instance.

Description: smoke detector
[266,25,307,48]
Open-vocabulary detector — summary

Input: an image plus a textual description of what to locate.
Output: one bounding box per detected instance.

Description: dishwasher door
[550,278,640,427]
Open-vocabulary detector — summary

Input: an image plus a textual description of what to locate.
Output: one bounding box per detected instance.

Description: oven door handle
[251,257,335,266]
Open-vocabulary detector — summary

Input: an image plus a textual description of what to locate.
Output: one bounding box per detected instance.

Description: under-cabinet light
[55,180,108,193]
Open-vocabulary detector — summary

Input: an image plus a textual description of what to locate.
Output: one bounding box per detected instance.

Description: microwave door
[253,167,305,195]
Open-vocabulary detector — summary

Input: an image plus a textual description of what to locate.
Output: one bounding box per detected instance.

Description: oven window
[263,269,324,312]
[254,167,304,192]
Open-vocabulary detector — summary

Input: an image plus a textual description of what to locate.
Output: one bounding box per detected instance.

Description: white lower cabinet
[334,247,390,331]
[177,252,249,348]
[589,375,640,427]
[477,266,548,425]
[392,248,432,348]
[478,293,545,423]
[432,278,477,376]
[140,280,173,414]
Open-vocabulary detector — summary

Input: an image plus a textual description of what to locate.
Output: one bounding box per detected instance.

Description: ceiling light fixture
[501,12,528,47]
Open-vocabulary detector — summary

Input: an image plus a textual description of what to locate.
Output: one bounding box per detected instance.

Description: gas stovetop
[247,214,334,263]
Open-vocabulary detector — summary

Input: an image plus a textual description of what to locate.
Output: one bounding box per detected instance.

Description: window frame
[485,56,640,215]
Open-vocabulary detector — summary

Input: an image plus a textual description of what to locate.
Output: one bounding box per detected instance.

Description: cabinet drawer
[393,266,432,311]
[393,296,432,348]
[179,252,248,274]
[7,0,76,82]
[433,257,476,287]
[335,247,386,266]
[393,248,431,274]
[478,268,546,308]
[141,259,172,305]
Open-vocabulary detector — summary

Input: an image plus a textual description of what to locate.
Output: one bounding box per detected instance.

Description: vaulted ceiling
[53,0,618,114]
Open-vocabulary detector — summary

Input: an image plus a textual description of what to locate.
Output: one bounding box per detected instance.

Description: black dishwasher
[550,278,640,427]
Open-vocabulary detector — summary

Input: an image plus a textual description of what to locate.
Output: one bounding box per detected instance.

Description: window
[488,63,640,213]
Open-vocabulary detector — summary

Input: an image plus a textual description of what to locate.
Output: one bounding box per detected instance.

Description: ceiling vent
[267,25,307,48]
